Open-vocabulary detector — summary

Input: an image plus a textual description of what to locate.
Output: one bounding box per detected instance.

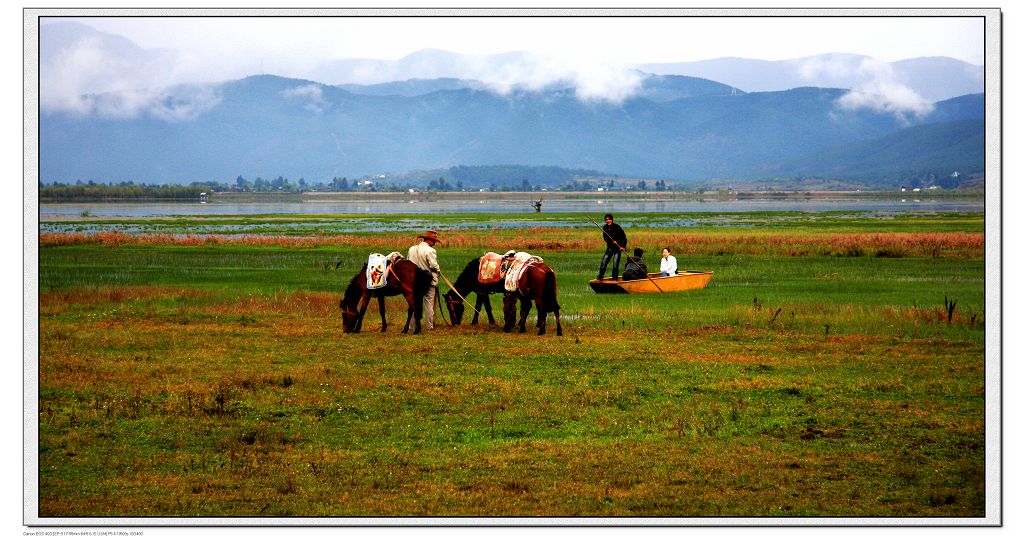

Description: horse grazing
[442,258,505,326]
[503,262,563,336]
[340,259,432,334]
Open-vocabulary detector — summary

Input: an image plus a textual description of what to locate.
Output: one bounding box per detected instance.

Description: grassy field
[35,211,986,518]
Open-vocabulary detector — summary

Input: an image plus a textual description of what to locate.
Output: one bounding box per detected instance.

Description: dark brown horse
[442,258,505,326]
[340,259,432,334]
[503,262,563,336]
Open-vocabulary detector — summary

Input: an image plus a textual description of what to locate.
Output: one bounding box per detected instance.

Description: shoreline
[39,189,985,205]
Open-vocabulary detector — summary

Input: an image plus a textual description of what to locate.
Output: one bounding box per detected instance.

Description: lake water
[38,197,984,218]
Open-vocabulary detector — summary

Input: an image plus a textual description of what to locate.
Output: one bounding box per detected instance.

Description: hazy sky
[58,16,985,65]
[38,14,987,118]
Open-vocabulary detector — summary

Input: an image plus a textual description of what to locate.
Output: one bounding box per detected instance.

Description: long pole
[438,270,481,317]
[587,216,664,293]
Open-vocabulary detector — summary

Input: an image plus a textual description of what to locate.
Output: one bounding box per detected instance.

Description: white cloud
[40,26,221,120]
[801,56,935,119]
[282,84,326,114]
[412,51,646,103]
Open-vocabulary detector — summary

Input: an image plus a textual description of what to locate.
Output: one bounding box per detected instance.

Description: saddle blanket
[478,252,504,284]
[366,252,404,290]
[504,252,544,292]
[366,253,388,289]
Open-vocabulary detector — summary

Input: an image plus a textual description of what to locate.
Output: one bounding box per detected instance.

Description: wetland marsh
[35,209,987,518]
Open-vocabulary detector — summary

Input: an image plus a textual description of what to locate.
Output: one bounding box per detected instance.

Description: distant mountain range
[39,74,983,188]
[38,22,986,189]
[314,48,982,104]
[337,73,742,103]
[636,54,983,103]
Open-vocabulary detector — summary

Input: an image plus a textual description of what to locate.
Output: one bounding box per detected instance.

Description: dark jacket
[622,257,648,281]
[602,222,627,251]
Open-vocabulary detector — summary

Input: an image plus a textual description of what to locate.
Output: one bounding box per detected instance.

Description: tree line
[39,174,678,201]
[40,181,215,201]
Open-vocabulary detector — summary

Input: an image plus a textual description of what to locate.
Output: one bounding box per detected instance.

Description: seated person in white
[660,247,678,277]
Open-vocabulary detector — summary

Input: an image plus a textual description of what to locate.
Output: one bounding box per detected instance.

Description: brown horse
[502,262,563,336]
[340,259,432,334]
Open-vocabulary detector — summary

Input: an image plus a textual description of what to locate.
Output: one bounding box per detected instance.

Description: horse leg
[402,293,412,334]
[535,295,547,336]
[483,294,496,325]
[518,298,532,333]
[502,295,516,333]
[354,292,371,333]
[472,293,483,325]
[377,295,387,333]
[403,292,421,334]
[554,306,563,336]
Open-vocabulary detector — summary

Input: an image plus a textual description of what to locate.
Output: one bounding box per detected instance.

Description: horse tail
[543,267,559,312]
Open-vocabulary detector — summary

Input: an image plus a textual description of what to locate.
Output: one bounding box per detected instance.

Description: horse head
[340,296,360,332]
[340,270,366,333]
[443,290,465,325]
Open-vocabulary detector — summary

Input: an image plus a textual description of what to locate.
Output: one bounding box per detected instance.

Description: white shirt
[408,241,440,286]
[660,255,678,275]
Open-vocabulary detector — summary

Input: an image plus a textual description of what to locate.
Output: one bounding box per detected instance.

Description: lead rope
[439,270,481,318]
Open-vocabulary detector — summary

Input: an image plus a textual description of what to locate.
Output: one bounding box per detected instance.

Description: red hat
[418,230,442,244]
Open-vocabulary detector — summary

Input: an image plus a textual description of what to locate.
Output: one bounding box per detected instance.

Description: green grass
[40,210,984,235]
[35,211,987,517]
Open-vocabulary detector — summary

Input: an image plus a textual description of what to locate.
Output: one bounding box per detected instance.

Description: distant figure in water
[622,248,648,281]
[532,199,543,212]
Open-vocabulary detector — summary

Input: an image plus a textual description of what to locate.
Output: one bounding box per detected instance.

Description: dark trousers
[598,248,622,280]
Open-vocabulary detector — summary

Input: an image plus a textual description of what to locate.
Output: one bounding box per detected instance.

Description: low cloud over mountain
[38,22,985,188]
[41,21,983,118]
[637,53,982,116]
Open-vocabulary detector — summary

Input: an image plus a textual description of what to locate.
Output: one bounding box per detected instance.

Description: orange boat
[588,271,713,294]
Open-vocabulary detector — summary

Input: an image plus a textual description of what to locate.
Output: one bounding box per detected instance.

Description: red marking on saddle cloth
[366,253,388,289]
[478,252,504,284]
[367,252,405,290]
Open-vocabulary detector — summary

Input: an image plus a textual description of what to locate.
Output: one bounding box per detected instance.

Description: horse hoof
[538,329,545,336]
[413,328,421,334]
[557,329,563,336]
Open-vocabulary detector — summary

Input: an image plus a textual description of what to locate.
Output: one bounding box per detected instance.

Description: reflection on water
[40,197,984,218]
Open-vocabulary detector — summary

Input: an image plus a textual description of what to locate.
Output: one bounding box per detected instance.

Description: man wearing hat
[408,230,443,330]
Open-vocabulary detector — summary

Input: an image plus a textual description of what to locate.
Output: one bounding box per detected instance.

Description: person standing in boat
[408,230,442,330]
[621,247,648,281]
[598,213,627,281]
[660,247,678,277]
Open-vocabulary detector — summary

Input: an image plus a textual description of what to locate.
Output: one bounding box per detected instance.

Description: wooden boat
[588,271,713,294]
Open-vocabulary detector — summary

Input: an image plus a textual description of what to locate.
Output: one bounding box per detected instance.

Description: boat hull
[588,271,713,294]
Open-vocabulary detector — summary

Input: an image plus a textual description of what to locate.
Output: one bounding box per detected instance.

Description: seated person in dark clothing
[621,247,649,281]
